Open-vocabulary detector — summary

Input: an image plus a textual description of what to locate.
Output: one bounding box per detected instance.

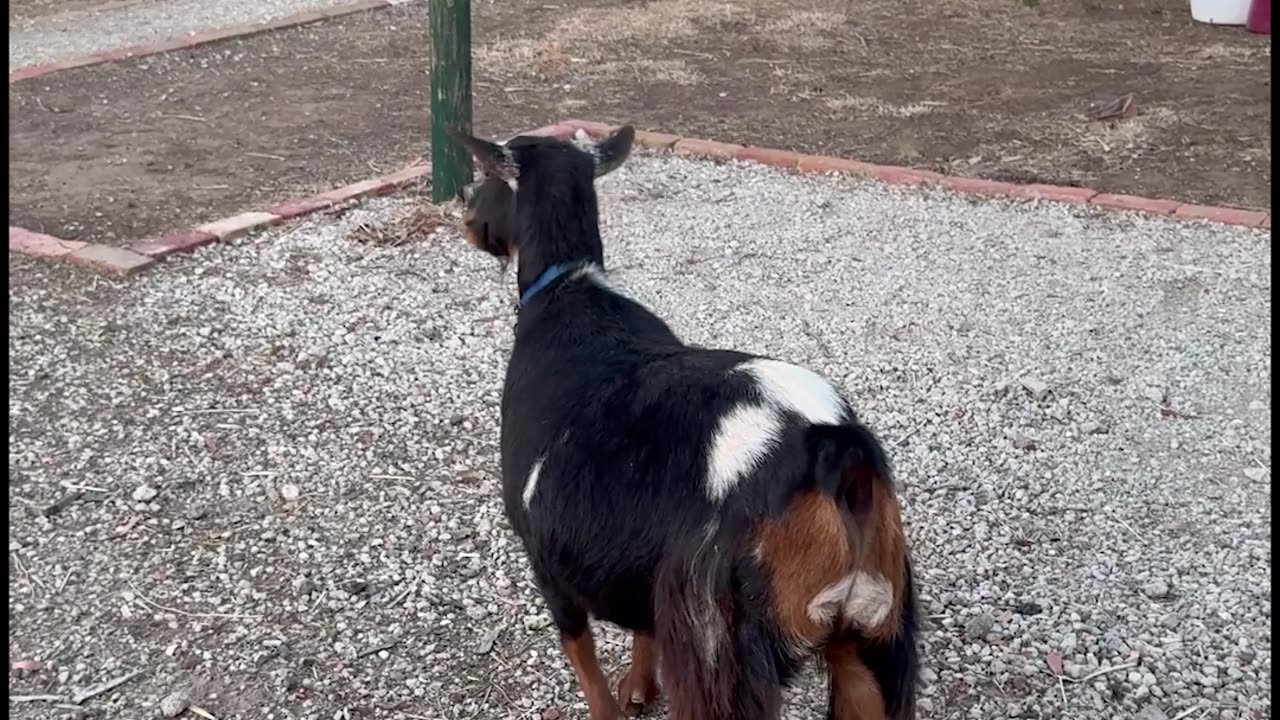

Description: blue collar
[519,263,572,306]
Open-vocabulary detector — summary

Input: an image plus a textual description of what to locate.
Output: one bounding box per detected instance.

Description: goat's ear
[447,128,519,184]
[592,125,635,178]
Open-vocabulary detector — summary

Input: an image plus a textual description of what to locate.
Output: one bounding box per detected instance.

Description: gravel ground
[8,154,1271,720]
[8,0,416,70]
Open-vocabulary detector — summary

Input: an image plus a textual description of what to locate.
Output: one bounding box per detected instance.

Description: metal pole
[429,0,473,202]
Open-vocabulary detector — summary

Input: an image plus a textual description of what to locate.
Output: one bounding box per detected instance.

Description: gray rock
[1136,703,1168,720]
[1142,580,1172,599]
[159,690,189,718]
[131,485,158,502]
[1080,420,1108,435]
[965,611,995,639]
[1021,376,1051,401]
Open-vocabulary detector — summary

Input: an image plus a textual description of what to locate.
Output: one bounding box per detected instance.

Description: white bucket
[1190,0,1251,24]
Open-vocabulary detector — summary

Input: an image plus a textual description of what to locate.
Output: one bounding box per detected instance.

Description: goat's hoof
[616,669,660,716]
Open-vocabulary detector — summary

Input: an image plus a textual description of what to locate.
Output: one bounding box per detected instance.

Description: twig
[70,668,143,704]
[357,639,400,659]
[159,113,208,123]
[41,490,85,517]
[894,423,926,447]
[370,474,414,481]
[189,705,220,720]
[34,97,71,113]
[388,585,414,607]
[671,48,716,60]
[1108,511,1143,541]
[12,552,48,592]
[1062,662,1140,684]
[1170,708,1209,720]
[174,408,258,415]
[60,481,110,493]
[128,581,262,619]
[244,151,286,161]
[9,695,64,703]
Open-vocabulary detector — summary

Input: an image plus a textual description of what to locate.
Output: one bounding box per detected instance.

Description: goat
[451,126,919,720]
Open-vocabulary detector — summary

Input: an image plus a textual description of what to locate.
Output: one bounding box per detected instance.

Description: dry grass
[556,0,745,46]
[822,94,947,118]
[347,201,455,247]
[762,10,847,33]
[581,59,703,87]
[476,0,742,84]
[473,37,571,76]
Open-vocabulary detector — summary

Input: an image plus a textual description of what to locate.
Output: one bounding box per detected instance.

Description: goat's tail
[806,422,919,720]
[654,521,785,720]
[804,421,891,516]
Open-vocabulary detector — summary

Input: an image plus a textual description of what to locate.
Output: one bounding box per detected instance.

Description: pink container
[1248,0,1271,33]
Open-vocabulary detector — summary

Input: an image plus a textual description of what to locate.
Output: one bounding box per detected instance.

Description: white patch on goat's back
[806,571,894,630]
[705,403,785,500]
[522,456,545,509]
[740,358,846,425]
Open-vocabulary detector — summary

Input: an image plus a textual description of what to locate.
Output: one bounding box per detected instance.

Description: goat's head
[451,126,635,269]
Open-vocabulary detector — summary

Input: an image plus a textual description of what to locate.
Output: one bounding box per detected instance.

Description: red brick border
[10,163,428,276]
[559,118,1271,229]
[10,119,1269,276]
[9,0,394,84]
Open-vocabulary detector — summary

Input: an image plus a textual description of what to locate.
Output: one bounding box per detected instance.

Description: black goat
[452,126,919,720]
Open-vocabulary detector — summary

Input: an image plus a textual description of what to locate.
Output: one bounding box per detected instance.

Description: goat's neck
[514,186,606,299]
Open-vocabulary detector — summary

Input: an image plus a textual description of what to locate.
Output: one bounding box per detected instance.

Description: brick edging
[9,162,431,276]
[9,0,395,84]
[552,119,1271,230]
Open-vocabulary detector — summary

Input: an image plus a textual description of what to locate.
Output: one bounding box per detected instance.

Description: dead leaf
[1046,652,1064,675]
[1088,93,1137,122]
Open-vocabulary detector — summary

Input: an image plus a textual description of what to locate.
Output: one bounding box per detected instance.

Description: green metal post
[429,0,473,202]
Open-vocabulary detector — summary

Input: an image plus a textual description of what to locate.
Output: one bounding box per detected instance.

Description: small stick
[128,581,262,619]
[356,639,400,659]
[370,474,414,481]
[189,705,220,720]
[70,668,143,704]
[1062,661,1140,684]
[60,481,110,493]
[10,695,64,703]
[174,408,258,415]
[244,151,286,161]
[1111,514,1143,541]
[159,114,208,123]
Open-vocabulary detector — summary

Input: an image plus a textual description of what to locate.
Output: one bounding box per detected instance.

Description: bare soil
[8,0,1271,245]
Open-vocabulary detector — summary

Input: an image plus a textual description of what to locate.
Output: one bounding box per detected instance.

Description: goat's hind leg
[616,632,661,716]
[542,589,623,720]
[825,640,888,720]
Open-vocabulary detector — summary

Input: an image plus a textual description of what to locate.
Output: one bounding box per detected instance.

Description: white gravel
[8,0,417,71]
[8,153,1271,720]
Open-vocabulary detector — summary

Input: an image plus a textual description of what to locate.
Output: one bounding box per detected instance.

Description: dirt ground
[8,0,1272,245]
